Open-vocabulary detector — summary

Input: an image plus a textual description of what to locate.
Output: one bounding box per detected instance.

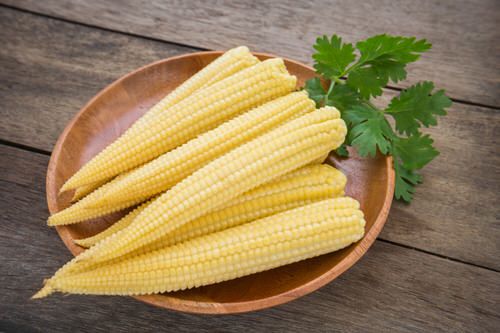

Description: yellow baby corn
[91,91,315,207]
[73,199,154,248]
[75,164,346,248]
[146,46,259,118]
[48,172,134,226]
[49,91,313,225]
[34,198,364,297]
[71,178,110,202]
[60,55,293,192]
[65,107,346,265]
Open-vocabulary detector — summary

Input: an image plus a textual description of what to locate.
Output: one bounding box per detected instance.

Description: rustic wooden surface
[0,8,192,152]
[3,0,500,106]
[0,2,499,332]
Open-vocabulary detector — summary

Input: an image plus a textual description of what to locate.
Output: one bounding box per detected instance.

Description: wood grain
[0,7,192,151]
[0,8,498,270]
[1,145,499,331]
[3,0,500,106]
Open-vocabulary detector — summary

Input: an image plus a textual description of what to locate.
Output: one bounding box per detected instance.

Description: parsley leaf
[304,78,327,106]
[306,33,450,202]
[347,67,387,99]
[344,105,394,157]
[392,133,439,170]
[313,35,356,79]
[304,78,362,110]
[335,144,350,157]
[386,82,452,135]
[391,133,437,202]
[326,84,361,111]
[393,160,422,202]
[356,34,431,64]
[346,35,431,99]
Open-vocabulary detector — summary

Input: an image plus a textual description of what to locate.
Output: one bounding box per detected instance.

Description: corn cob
[49,62,298,226]
[73,199,155,248]
[71,178,110,202]
[48,172,135,226]
[63,107,346,266]
[75,164,346,248]
[87,91,315,209]
[58,164,346,277]
[34,198,364,298]
[145,46,260,118]
[49,91,313,225]
[69,47,258,197]
[46,107,346,279]
[60,55,293,192]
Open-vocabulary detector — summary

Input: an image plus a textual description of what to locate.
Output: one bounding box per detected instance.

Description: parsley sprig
[305,34,452,202]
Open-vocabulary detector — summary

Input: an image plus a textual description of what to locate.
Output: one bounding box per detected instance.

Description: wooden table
[1,1,498,331]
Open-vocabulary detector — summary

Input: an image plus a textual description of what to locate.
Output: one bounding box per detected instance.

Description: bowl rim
[46,50,395,314]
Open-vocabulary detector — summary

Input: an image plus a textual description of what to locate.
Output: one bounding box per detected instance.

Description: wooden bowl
[46,51,394,314]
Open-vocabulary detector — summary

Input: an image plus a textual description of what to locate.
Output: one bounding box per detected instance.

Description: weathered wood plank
[1,145,498,332]
[0,7,194,151]
[0,8,499,269]
[3,0,499,106]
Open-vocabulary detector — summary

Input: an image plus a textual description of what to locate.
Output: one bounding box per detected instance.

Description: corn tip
[47,216,55,226]
[70,192,80,202]
[32,283,53,299]
[317,106,341,119]
[230,45,250,53]
[74,239,89,248]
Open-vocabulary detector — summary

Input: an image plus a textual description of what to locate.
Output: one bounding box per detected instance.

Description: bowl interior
[47,52,394,314]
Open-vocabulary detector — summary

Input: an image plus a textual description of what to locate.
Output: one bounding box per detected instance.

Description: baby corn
[60,56,294,192]
[75,164,346,248]
[60,107,346,267]
[34,198,364,297]
[50,92,314,225]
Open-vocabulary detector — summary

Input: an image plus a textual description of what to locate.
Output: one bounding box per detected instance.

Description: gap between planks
[1,141,498,275]
[2,3,499,112]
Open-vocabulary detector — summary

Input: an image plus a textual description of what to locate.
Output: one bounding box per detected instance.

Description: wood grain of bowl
[46,51,395,314]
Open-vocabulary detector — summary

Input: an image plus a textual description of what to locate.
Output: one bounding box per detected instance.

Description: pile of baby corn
[34,47,365,298]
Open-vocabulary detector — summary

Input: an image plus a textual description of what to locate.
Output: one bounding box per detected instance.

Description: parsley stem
[324,80,335,105]
[342,61,361,77]
[332,77,343,85]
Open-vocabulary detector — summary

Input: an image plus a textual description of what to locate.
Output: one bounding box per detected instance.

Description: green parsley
[304,34,452,202]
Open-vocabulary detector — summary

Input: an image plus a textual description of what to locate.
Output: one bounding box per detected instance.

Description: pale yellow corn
[63,107,346,266]
[71,166,141,202]
[49,60,298,226]
[48,172,134,226]
[73,199,155,248]
[71,178,110,202]
[60,55,293,192]
[55,164,346,277]
[34,198,364,298]
[63,47,257,194]
[49,91,313,225]
[146,46,259,118]
[88,91,315,208]
[75,164,346,248]
[138,164,347,253]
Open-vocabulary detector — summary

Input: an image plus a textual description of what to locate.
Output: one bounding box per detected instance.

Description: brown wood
[0,7,193,151]
[1,8,499,270]
[2,145,499,330]
[3,0,500,106]
[45,51,394,313]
